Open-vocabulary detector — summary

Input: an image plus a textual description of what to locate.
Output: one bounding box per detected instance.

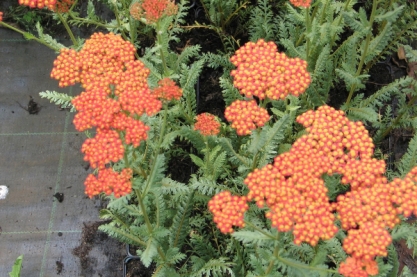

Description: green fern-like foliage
[39,90,75,111]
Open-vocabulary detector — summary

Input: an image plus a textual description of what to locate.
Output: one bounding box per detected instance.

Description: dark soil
[72,220,125,276]
[72,221,154,277]
[16,96,41,115]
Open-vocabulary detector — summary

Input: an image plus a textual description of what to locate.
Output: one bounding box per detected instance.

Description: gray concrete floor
[0,27,121,276]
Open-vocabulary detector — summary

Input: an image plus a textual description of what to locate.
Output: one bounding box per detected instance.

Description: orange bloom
[339,257,378,277]
[18,0,56,9]
[0,11,3,22]
[84,168,133,198]
[224,100,270,135]
[194,113,221,136]
[208,191,248,234]
[81,129,125,169]
[289,0,312,8]
[153,78,183,101]
[230,39,311,100]
[52,0,75,12]
[130,0,178,24]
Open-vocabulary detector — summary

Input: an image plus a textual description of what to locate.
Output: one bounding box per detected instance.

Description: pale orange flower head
[194,113,221,136]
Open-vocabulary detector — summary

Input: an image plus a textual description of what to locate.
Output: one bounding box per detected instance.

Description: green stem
[0,22,60,51]
[305,7,311,58]
[377,94,417,142]
[56,12,78,47]
[142,104,168,196]
[329,0,352,49]
[244,221,277,240]
[265,233,280,275]
[156,21,169,76]
[110,226,147,247]
[345,0,378,105]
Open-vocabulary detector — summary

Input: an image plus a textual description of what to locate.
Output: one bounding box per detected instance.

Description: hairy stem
[0,22,60,51]
[346,0,379,105]
[56,12,78,47]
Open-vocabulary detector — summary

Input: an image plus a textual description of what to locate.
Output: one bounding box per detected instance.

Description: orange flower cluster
[289,0,312,8]
[51,33,162,198]
[390,167,417,217]
[230,39,311,100]
[210,105,417,276]
[153,78,183,101]
[208,191,248,234]
[130,0,178,24]
[18,0,55,9]
[339,257,378,277]
[224,100,270,135]
[53,0,75,13]
[84,168,133,198]
[194,113,221,136]
[81,129,125,169]
[0,11,3,22]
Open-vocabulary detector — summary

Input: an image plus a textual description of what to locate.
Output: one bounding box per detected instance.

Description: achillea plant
[2,0,417,276]
[130,0,178,24]
[194,113,221,136]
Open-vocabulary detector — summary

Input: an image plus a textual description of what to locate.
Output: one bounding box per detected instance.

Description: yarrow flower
[81,129,125,169]
[0,11,3,22]
[130,0,178,24]
[339,257,378,277]
[51,32,162,198]
[53,0,75,12]
[208,191,248,234]
[211,105,417,276]
[230,39,311,100]
[153,78,183,101]
[289,0,312,8]
[84,168,133,198]
[18,0,56,10]
[194,113,221,136]
[224,100,269,135]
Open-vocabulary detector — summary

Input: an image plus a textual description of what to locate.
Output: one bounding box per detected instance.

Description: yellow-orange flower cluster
[208,191,248,234]
[18,0,56,9]
[230,39,311,100]
[224,100,270,135]
[339,257,378,277]
[81,129,125,169]
[53,0,74,12]
[210,105,417,277]
[289,0,312,8]
[130,0,178,24]
[51,33,162,198]
[153,78,183,101]
[194,113,221,136]
[84,168,133,198]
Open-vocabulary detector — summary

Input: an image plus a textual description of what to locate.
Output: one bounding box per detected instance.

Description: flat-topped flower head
[224,100,270,135]
[339,257,378,277]
[18,0,56,9]
[289,0,312,8]
[84,168,133,198]
[194,113,221,136]
[230,39,311,100]
[153,78,183,101]
[53,0,75,12]
[81,129,125,169]
[208,191,248,234]
[130,0,178,24]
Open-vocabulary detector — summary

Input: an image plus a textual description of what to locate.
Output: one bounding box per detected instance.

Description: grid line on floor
[40,89,72,277]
